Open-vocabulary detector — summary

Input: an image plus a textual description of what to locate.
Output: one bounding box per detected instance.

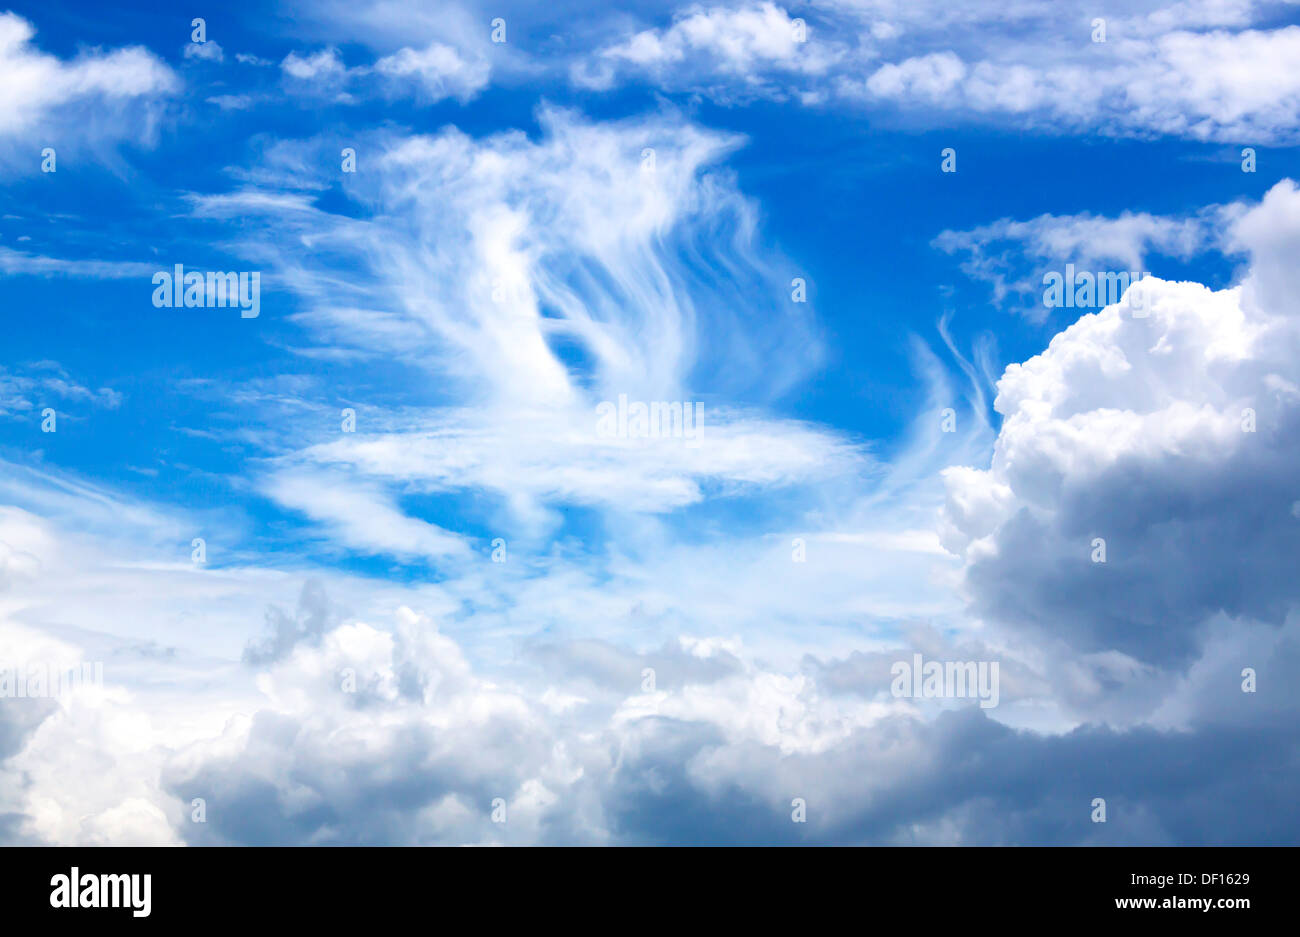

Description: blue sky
[2,0,1300,845]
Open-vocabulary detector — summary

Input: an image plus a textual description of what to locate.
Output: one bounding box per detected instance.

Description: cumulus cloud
[574,1,1300,142]
[864,51,965,102]
[281,47,347,82]
[279,40,490,104]
[164,606,573,845]
[574,2,840,97]
[0,415,970,845]
[373,42,490,102]
[941,181,1300,678]
[153,586,1300,845]
[0,12,176,150]
[852,26,1300,141]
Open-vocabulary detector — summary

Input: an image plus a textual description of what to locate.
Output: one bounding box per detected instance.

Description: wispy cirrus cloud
[182,107,874,533]
[0,362,122,419]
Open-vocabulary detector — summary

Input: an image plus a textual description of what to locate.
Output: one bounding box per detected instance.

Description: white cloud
[280,40,491,104]
[186,108,860,526]
[934,208,1223,313]
[0,246,157,279]
[6,240,1300,846]
[0,363,122,419]
[864,51,965,101]
[575,2,842,94]
[0,12,176,147]
[374,41,490,102]
[183,40,223,63]
[6,11,1300,840]
[941,180,1300,681]
[206,94,257,110]
[195,109,811,400]
[575,1,1300,142]
[273,406,867,519]
[853,22,1300,141]
[281,47,347,81]
[262,471,471,560]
